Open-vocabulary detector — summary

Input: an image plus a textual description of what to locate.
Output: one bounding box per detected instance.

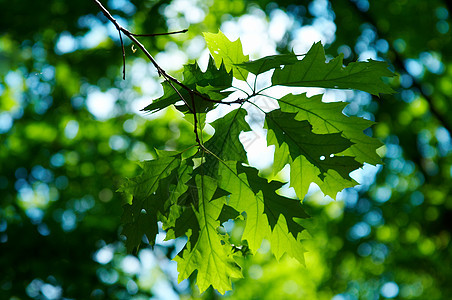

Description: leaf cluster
[119,31,395,293]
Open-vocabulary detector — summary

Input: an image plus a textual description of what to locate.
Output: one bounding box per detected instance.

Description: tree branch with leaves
[93,0,396,294]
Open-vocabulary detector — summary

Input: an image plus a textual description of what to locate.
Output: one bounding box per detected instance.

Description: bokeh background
[1,0,452,299]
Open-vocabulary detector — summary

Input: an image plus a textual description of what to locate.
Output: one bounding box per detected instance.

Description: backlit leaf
[204,30,250,81]
[265,110,362,181]
[218,161,308,263]
[272,42,395,95]
[204,108,251,173]
[278,93,383,165]
[142,56,232,114]
[174,175,242,294]
[119,151,181,252]
[235,53,299,75]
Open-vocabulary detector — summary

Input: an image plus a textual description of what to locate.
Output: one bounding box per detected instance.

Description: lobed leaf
[272,42,395,95]
[218,161,309,263]
[265,110,362,199]
[121,31,397,296]
[142,56,232,114]
[265,110,361,178]
[278,93,383,165]
[119,151,182,252]
[204,30,250,81]
[174,175,242,294]
[203,108,251,174]
[235,53,299,75]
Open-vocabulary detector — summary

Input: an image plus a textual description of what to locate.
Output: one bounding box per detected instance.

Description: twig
[93,0,196,113]
[117,30,126,80]
[93,0,241,118]
[190,93,201,145]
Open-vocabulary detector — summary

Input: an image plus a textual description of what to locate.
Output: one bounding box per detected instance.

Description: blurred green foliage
[1,0,452,299]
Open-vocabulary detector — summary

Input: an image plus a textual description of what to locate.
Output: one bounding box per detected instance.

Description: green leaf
[217,204,241,224]
[217,161,270,253]
[274,93,383,198]
[174,175,242,294]
[177,174,230,209]
[123,32,396,295]
[289,154,358,200]
[141,81,182,114]
[265,110,361,179]
[121,205,156,253]
[265,110,362,199]
[269,214,306,263]
[167,158,194,207]
[235,53,299,75]
[204,30,250,81]
[278,93,383,165]
[238,164,309,236]
[142,56,232,114]
[272,42,395,95]
[184,56,232,88]
[119,151,181,252]
[196,84,233,101]
[165,205,198,242]
[161,159,194,236]
[218,161,308,263]
[203,108,251,173]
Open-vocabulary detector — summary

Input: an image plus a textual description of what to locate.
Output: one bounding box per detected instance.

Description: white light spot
[269,9,291,42]
[0,113,13,133]
[320,155,325,160]
[86,90,117,120]
[64,120,79,139]
[41,283,62,300]
[121,255,141,275]
[155,43,188,71]
[405,59,424,78]
[94,245,114,264]
[380,282,399,298]
[55,32,78,54]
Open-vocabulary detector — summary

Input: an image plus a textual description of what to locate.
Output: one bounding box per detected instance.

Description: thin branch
[253,73,258,93]
[117,29,126,80]
[190,93,201,145]
[131,29,188,37]
[93,0,242,116]
[230,85,251,97]
[93,0,196,112]
[255,92,278,101]
[245,98,267,114]
[255,84,273,95]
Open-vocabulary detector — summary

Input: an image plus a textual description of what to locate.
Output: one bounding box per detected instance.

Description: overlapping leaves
[121,31,395,294]
[272,41,396,96]
[141,56,232,114]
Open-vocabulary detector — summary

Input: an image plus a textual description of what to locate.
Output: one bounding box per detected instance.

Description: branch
[92,0,237,116]
[343,0,452,135]
[117,30,126,80]
[190,93,201,145]
[93,0,197,112]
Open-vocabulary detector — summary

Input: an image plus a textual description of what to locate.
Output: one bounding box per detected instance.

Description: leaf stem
[117,30,126,80]
[230,86,251,97]
[190,92,201,145]
[255,85,273,95]
[245,99,267,114]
